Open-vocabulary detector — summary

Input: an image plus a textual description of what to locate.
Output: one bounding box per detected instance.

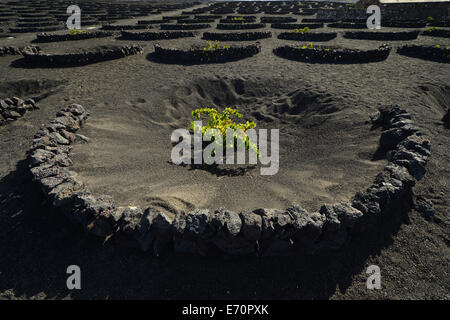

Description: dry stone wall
[27,104,430,256]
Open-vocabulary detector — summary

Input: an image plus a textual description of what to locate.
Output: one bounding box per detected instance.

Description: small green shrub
[202,40,230,50]
[292,26,310,34]
[190,107,259,158]
[301,42,314,49]
[70,29,86,35]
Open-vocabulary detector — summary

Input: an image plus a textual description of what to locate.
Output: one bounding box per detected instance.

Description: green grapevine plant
[190,107,260,158]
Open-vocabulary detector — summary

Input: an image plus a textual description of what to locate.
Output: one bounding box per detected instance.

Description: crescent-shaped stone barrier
[217,23,266,30]
[120,30,196,40]
[0,97,38,125]
[302,18,338,23]
[202,31,272,41]
[153,42,261,63]
[422,29,450,39]
[443,109,450,127]
[428,21,450,28]
[327,22,368,29]
[260,16,297,23]
[213,10,235,14]
[15,21,61,28]
[21,45,144,67]
[160,23,211,30]
[397,45,450,63]
[0,45,40,56]
[101,24,152,31]
[273,44,392,64]
[270,23,324,30]
[263,11,292,15]
[137,18,174,25]
[194,15,222,19]
[343,31,420,41]
[381,21,427,28]
[34,31,117,43]
[300,9,319,15]
[181,18,217,24]
[219,17,257,23]
[27,104,430,256]
[9,25,62,33]
[278,32,337,42]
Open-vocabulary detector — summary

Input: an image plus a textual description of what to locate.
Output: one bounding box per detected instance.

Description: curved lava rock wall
[278,32,337,41]
[274,44,392,64]
[202,31,272,41]
[21,45,144,67]
[270,23,324,29]
[216,23,265,30]
[343,31,420,41]
[422,29,450,38]
[397,45,450,63]
[153,42,262,63]
[27,104,430,256]
[35,31,116,42]
[120,31,196,40]
[160,23,211,30]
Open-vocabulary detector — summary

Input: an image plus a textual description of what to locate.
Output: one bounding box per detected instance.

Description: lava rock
[53,153,73,167]
[8,111,21,119]
[40,175,66,192]
[286,204,325,247]
[150,210,174,253]
[154,42,261,64]
[50,178,85,207]
[87,216,113,238]
[136,206,174,253]
[49,131,70,145]
[380,128,406,149]
[75,134,90,143]
[274,44,391,64]
[253,208,296,241]
[352,190,381,216]
[30,165,61,181]
[25,98,37,109]
[11,97,24,105]
[31,135,59,150]
[239,211,262,241]
[209,208,242,237]
[29,148,55,167]
[382,163,416,188]
[319,202,362,249]
[0,100,9,111]
[52,116,81,132]
[121,31,195,40]
[185,209,210,235]
[173,209,210,255]
[208,208,256,255]
[443,109,450,127]
[415,198,435,220]
[120,206,144,234]
[71,193,115,226]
